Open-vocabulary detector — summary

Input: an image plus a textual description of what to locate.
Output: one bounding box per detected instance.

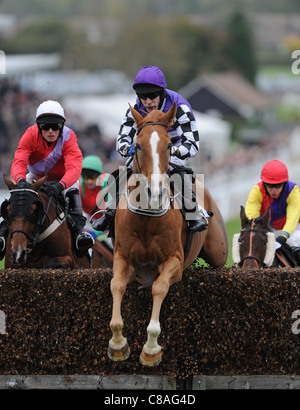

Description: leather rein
[240,219,269,268]
[2,188,65,254]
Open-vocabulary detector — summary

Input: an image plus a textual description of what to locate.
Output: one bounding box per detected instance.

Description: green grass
[193,215,240,268]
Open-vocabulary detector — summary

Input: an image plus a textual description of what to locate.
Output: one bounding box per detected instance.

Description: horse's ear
[162,102,177,127]
[31,176,47,192]
[129,104,144,128]
[261,207,270,229]
[3,174,16,191]
[240,205,248,229]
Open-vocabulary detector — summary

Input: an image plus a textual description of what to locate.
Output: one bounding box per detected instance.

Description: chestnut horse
[1,175,96,269]
[107,103,228,366]
[232,206,297,268]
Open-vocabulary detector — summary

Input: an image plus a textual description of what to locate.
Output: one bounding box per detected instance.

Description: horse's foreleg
[108,254,133,362]
[140,256,182,367]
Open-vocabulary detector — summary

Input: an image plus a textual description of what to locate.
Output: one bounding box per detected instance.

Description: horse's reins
[240,220,268,268]
[134,121,169,174]
[6,188,65,253]
[241,220,292,268]
[90,121,170,221]
[6,188,40,248]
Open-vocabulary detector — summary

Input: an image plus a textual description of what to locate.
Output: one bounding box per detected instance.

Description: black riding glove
[43,182,64,197]
[275,235,287,250]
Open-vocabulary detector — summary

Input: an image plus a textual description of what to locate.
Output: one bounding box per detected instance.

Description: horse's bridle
[121,120,172,217]
[136,121,169,135]
[1,188,54,254]
[240,219,269,268]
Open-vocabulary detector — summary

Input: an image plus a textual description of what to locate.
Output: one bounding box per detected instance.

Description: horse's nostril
[11,246,27,266]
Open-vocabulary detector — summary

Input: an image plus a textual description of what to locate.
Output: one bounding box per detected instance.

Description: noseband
[240,220,269,268]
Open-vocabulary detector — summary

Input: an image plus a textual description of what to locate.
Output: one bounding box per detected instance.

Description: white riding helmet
[36,100,66,121]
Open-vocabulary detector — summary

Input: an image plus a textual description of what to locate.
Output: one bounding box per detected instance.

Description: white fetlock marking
[143,319,161,355]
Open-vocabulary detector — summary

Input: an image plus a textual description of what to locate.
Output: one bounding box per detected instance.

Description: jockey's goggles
[138,91,161,100]
[264,182,285,189]
[82,169,100,180]
[82,174,98,181]
[39,122,64,131]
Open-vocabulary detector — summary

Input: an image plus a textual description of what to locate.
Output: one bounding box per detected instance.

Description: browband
[137,122,168,135]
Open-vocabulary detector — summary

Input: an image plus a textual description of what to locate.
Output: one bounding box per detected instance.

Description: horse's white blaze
[150,131,161,209]
[16,244,24,263]
[143,319,161,355]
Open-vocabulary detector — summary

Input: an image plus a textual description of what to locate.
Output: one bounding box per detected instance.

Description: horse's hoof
[107,341,130,362]
[139,349,162,367]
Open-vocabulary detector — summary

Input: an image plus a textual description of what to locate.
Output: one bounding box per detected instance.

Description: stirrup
[91,210,113,232]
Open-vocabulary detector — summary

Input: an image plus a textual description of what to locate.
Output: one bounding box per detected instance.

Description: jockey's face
[83,174,98,190]
[140,95,160,113]
[265,184,284,199]
[41,128,60,143]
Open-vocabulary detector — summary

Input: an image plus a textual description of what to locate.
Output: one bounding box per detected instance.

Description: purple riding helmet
[133,66,167,93]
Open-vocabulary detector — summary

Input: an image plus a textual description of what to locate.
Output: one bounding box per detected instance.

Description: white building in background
[5,54,61,75]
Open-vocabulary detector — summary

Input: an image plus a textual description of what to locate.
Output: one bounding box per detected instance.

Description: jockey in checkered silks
[92,65,212,234]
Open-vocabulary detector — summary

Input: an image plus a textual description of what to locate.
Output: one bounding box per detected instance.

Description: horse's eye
[167,143,172,150]
[136,143,141,150]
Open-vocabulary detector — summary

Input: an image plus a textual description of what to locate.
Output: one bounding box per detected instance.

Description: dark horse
[106,103,228,366]
[91,240,113,268]
[232,205,298,268]
[1,175,93,269]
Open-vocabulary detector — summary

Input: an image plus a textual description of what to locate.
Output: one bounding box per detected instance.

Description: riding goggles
[82,174,98,181]
[39,122,64,131]
[138,91,161,100]
[264,182,285,189]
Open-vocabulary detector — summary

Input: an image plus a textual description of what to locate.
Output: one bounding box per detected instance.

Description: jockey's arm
[11,127,34,183]
[171,105,199,161]
[60,131,83,188]
[116,108,137,157]
[283,185,300,238]
[245,185,263,219]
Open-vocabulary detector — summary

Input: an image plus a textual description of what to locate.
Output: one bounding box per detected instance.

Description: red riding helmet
[261,160,288,184]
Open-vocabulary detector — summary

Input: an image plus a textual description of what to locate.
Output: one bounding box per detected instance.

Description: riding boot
[92,208,116,232]
[0,220,8,260]
[181,174,212,233]
[66,189,95,252]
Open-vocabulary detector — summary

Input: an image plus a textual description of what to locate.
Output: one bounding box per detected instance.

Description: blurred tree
[6,20,77,54]
[107,16,229,90]
[4,19,90,70]
[225,10,257,83]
